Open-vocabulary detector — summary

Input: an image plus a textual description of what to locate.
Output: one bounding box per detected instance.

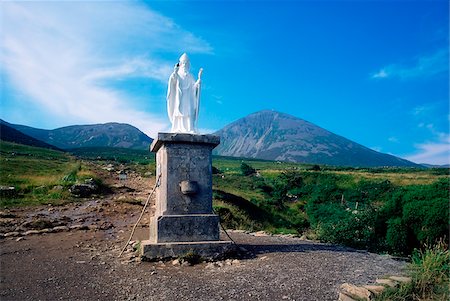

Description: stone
[375,278,398,288]
[70,183,98,197]
[0,186,17,198]
[363,285,386,295]
[23,230,41,236]
[253,231,269,237]
[52,226,70,232]
[338,292,358,301]
[141,241,235,261]
[4,231,20,237]
[141,133,234,260]
[340,283,371,300]
[389,276,412,284]
[69,225,89,231]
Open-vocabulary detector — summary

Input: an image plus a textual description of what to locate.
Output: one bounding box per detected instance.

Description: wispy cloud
[388,137,399,143]
[411,105,433,116]
[0,2,212,137]
[404,135,450,165]
[371,48,448,80]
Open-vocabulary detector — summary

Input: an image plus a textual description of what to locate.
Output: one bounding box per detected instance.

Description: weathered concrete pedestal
[140,133,234,260]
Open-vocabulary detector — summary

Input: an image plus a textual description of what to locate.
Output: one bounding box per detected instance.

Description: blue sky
[1,0,448,165]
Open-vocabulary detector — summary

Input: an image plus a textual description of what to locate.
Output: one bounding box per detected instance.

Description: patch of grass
[375,241,449,301]
[0,141,101,207]
[179,250,202,265]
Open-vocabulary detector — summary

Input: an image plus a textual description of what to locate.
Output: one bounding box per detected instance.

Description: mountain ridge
[4,120,153,150]
[213,110,419,167]
[0,120,62,151]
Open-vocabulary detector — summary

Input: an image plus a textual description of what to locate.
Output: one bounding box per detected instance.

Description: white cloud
[0,1,212,137]
[371,48,448,80]
[372,69,388,79]
[388,137,399,143]
[404,134,450,165]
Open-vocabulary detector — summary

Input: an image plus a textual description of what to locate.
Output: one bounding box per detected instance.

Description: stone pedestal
[141,133,234,260]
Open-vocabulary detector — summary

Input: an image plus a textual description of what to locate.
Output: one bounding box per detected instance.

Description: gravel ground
[0,173,406,300]
[0,222,406,301]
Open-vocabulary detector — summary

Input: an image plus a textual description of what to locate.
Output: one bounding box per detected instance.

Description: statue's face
[179,59,190,71]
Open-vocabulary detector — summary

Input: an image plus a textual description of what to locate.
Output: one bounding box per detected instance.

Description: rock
[363,285,386,295]
[259,256,268,260]
[375,278,398,288]
[172,259,180,266]
[15,237,24,242]
[52,226,70,232]
[69,225,89,231]
[253,231,269,237]
[216,262,224,267]
[70,183,98,197]
[338,292,358,301]
[23,230,41,236]
[99,222,113,230]
[88,225,99,231]
[389,276,412,284]
[0,211,16,218]
[0,186,17,198]
[340,283,371,300]
[231,259,241,265]
[4,231,20,237]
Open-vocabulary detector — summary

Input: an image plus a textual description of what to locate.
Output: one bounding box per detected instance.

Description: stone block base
[140,240,236,261]
[150,214,220,243]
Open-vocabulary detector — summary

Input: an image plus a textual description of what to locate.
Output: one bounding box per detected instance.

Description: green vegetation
[240,162,257,176]
[0,141,99,206]
[375,241,449,301]
[212,159,449,256]
[70,146,155,177]
[70,147,155,165]
[1,142,448,259]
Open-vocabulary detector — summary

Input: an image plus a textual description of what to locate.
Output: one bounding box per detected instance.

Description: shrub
[240,162,256,176]
[385,217,409,255]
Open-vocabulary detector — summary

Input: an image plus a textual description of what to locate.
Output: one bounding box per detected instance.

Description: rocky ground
[0,172,407,301]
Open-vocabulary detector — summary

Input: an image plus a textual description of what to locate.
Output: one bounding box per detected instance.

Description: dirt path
[0,174,406,301]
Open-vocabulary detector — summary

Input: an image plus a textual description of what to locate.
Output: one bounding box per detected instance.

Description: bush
[240,162,256,176]
[385,217,409,255]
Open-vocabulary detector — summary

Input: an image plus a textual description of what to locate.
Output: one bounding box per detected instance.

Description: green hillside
[0,141,97,206]
[1,141,448,256]
[211,160,449,255]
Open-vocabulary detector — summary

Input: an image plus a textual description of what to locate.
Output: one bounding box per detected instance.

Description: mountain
[214,110,420,167]
[0,121,61,151]
[5,120,153,150]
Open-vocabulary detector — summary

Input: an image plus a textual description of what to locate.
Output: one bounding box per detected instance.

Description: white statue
[167,53,203,133]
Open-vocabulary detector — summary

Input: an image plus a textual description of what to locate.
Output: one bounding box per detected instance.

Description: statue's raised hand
[198,68,203,80]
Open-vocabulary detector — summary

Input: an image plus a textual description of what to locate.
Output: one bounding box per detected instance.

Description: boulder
[70,182,98,197]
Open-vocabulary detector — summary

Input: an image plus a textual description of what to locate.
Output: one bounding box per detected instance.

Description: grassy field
[1,144,449,261]
[0,141,99,206]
